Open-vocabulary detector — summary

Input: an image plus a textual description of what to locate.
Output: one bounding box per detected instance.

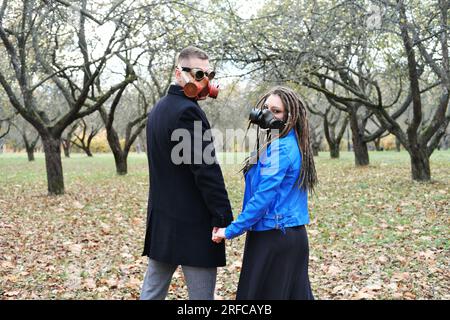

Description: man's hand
[212,227,226,243]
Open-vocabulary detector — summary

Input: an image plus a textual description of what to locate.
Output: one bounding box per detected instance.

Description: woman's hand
[212,227,226,243]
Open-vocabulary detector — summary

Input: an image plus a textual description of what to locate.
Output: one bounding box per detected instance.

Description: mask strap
[256,126,260,163]
[180,71,190,84]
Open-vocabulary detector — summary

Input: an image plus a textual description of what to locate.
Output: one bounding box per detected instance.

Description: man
[140,46,233,300]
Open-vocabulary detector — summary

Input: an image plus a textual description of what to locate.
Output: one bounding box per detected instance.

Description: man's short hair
[177,46,209,64]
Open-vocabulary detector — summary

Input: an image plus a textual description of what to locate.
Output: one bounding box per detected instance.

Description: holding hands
[212,227,226,243]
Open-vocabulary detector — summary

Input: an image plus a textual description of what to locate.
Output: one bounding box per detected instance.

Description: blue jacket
[225,129,310,239]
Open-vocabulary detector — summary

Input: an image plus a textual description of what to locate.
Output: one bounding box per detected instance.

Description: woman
[213,86,318,300]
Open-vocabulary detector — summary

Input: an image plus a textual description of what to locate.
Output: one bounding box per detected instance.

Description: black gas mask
[249,108,286,130]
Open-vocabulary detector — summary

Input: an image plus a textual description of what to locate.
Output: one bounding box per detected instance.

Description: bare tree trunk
[374,137,383,151]
[349,113,369,166]
[62,140,71,158]
[73,140,94,157]
[353,135,369,166]
[347,128,351,151]
[322,111,347,159]
[23,134,39,162]
[330,143,340,158]
[106,126,128,175]
[26,147,35,161]
[309,126,321,156]
[409,148,431,181]
[312,146,319,156]
[41,136,64,195]
[85,147,93,157]
[395,137,401,152]
[113,151,128,175]
[24,140,35,161]
[99,84,148,176]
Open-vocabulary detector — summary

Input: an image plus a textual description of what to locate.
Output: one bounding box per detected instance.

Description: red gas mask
[180,67,219,100]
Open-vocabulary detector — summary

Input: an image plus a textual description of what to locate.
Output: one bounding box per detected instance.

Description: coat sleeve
[225,141,291,239]
[174,106,233,228]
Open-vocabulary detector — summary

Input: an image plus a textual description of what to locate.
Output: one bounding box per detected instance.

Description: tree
[8,115,40,161]
[0,1,136,194]
[302,0,450,180]
[99,78,155,175]
[301,0,450,180]
[216,0,402,165]
[71,117,102,157]
[219,0,449,180]
[392,0,450,180]
[61,122,79,158]
[306,96,348,159]
[309,117,324,157]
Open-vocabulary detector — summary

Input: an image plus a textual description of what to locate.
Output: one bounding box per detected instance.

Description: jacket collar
[167,84,185,97]
[286,128,295,137]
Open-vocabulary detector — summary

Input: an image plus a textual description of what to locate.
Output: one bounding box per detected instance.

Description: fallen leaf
[392,272,410,282]
[404,292,416,299]
[354,291,375,300]
[366,283,382,291]
[327,265,341,276]
[3,290,20,297]
[69,244,83,256]
[100,222,111,235]
[84,278,96,289]
[72,201,84,209]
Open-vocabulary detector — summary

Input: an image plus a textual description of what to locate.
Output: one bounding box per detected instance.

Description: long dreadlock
[242,86,318,193]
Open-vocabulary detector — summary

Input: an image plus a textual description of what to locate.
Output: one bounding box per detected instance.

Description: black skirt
[236,225,314,300]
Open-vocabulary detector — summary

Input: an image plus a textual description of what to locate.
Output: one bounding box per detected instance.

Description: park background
[0,0,449,299]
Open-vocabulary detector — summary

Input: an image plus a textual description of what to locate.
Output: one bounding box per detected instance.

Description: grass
[0,150,449,300]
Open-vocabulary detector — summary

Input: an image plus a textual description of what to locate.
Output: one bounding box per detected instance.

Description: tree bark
[374,137,383,151]
[113,152,128,175]
[26,147,35,161]
[323,112,347,159]
[62,140,71,158]
[24,139,35,162]
[395,136,401,152]
[72,138,95,157]
[23,134,39,162]
[347,128,351,151]
[330,143,340,158]
[309,126,321,157]
[312,146,319,157]
[85,147,93,157]
[353,135,369,166]
[349,113,369,166]
[409,148,431,181]
[105,125,128,175]
[41,136,64,195]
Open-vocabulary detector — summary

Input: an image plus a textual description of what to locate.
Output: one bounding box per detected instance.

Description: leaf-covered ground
[0,151,448,300]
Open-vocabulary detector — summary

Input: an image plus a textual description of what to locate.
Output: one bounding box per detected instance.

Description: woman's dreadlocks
[242,86,318,193]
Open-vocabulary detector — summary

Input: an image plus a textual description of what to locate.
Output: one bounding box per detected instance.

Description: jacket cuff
[225,223,244,239]
[224,227,234,239]
[211,215,228,228]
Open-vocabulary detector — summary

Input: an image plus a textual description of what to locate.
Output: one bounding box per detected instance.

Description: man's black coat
[142,84,233,267]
